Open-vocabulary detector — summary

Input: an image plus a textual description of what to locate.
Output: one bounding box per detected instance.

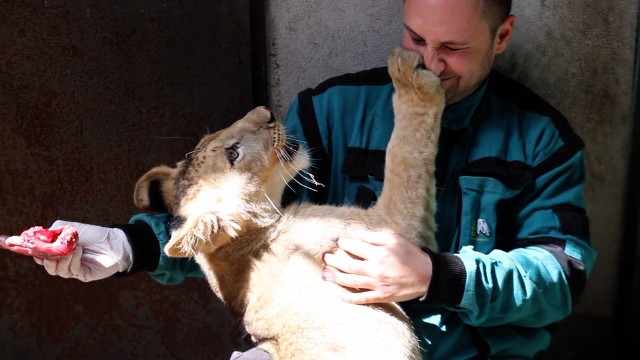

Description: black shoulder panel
[293,67,391,205]
[488,71,585,178]
[305,66,391,97]
[488,70,584,149]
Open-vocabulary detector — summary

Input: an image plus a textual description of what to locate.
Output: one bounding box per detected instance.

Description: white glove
[33,220,133,282]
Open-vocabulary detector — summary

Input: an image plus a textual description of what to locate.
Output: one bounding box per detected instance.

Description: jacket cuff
[420,247,466,306]
[112,221,161,275]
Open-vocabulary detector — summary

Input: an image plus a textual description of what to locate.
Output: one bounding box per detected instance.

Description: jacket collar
[441,77,488,131]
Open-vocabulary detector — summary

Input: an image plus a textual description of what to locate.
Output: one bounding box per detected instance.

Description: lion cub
[134,48,443,360]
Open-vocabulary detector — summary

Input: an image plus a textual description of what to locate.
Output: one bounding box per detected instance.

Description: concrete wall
[267,0,638,356]
[266,0,404,118]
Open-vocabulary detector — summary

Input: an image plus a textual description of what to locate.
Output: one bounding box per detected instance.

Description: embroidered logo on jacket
[470,218,492,242]
[476,219,491,237]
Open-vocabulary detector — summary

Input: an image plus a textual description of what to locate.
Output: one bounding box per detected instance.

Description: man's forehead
[403,23,473,46]
[403,1,490,44]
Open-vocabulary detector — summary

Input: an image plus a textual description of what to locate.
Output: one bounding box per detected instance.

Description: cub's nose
[252,105,276,124]
[267,109,276,124]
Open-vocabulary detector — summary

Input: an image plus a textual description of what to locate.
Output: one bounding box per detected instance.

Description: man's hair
[483,0,513,35]
[401,0,512,35]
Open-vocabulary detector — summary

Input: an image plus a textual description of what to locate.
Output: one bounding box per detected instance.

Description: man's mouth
[439,75,455,82]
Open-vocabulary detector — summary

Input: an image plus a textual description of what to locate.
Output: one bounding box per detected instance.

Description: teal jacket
[122,67,596,359]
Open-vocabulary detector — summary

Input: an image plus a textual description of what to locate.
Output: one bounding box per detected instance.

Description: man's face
[402,0,513,104]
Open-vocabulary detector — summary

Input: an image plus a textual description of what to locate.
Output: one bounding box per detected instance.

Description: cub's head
[133,106,309,257]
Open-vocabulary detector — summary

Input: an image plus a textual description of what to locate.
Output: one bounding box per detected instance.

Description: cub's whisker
[276,152,324,191]
[299,170,324,187]
[280,171,321,193]
[263,193,283,217]
[281,175,299,195]
[276,148,293,163]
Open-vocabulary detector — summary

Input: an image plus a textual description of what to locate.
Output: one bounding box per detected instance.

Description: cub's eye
[226,148,239,162]
[225,143,240,164]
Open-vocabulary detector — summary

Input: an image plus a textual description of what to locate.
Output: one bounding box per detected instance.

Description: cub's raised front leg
[375,48,445,251]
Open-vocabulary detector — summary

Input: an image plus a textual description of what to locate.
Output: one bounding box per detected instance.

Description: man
[25,0,596,358]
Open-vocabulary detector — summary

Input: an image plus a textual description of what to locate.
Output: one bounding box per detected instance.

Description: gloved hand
[33,220,133,282]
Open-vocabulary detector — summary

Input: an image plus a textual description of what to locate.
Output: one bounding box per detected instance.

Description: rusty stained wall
[0,1,253,359]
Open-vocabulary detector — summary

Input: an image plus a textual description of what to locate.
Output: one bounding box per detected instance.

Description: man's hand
[31,220,133,282]
[322,230,432,304]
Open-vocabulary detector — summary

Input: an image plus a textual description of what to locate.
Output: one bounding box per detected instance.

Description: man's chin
[442,79,477,105]
[440,77,456,99]
[442,85,461,105]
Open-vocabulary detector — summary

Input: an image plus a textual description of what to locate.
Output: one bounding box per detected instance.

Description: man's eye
[411,37,426,46]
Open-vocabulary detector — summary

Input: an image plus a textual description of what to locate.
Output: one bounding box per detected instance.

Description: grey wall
[266,0,404,118]
[498,0,636,319]
[266,0,638,356]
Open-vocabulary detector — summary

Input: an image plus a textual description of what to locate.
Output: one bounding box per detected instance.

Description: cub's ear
[133,164,179,213]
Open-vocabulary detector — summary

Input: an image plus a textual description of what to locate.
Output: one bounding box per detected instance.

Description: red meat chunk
[0,225,78,259]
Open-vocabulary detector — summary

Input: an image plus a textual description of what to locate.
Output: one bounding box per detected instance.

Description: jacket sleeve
[426,149,597,328]
[120,212,204,285]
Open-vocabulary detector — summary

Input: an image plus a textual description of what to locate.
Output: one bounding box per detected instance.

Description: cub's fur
[134,48,444,360]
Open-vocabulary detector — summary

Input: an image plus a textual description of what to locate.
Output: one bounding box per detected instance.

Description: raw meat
[1,225,78,259]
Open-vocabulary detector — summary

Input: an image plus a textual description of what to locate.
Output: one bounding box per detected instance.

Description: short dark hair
[483,0,512,34]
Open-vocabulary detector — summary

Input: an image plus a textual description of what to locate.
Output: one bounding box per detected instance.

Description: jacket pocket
[458,176,523,253]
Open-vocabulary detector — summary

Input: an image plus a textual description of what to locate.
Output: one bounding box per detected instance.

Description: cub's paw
[388,47,444,103]
[200,212,242,239]
[165,212,240,257]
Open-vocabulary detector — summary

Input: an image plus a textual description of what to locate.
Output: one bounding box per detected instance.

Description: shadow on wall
[0,2,253,359]
[536,313,615,360]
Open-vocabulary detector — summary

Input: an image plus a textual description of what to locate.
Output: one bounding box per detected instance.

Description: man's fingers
[69,245,84,276]
[334,231,397,258]
[322,265,373,289]
[323,251,367,275]
[351,230,396,246]
[334,237,374,260]
[42,258,58,276]
[340,289,388,305]
[0,235,9,249]
[321,269,390,305]
[55,253,75,277]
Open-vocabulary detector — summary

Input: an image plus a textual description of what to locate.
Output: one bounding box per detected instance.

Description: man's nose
[421,47,445,76]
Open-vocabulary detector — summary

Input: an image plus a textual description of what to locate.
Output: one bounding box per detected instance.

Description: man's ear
[133,164,179,213]
[494,14,515,54]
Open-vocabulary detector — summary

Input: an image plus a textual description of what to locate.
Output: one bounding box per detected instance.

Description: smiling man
[402,0,514,104]
[290,0,596,358]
